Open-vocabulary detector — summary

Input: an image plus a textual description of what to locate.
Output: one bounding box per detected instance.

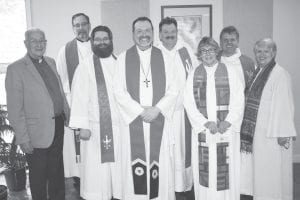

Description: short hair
[159,17,177,32]
[254,37,277,55]
[132,16,153,32]
[71,13,90,26]
[25,28,45,41]
[197,36,221,60]
[220,26,239,40]
[91,25,113,41]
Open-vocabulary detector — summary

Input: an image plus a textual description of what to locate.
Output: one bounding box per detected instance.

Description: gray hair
[254,38,277,56]
[25,28,45,41]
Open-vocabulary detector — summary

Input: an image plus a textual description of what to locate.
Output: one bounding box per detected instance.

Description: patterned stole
[93,55,115,163]
[178,47,192,169]
[65,38,81,162]
[193,63,230,191]
[125,46,166,199]
[239,55,256,90]
[240,59,276,153]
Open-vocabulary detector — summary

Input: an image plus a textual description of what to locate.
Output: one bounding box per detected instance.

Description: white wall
[29,0,102,58]
[150,0,223,47]
[273,0,300,162]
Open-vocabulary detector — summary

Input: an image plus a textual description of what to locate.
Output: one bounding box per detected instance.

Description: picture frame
[161,5,212,52]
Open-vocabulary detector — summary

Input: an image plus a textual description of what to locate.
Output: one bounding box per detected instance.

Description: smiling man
[158,17,198,200]
[113,16,178,200]
[69,25,121,200]
[6,28,69,200]
[220,26,255,90]
[56,12,93,189]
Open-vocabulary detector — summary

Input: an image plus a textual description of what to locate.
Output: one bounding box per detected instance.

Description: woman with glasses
[183,37,244,200]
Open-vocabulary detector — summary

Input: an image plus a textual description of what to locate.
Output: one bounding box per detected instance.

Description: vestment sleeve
[225,66,245,132]
[155,58,178,120]
[56,46,71,103]
[5,65,30,145]
[113,53,144,125]
[183,68,208,134]
[69,62,90,130]
[266,69,296,138]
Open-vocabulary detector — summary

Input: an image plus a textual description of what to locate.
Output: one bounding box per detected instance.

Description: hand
[141,106,161,123]
[277,137,291,149]
[80,129,91,140]
[218,121,231,134]
[20,142,34,154]
[204,121,218,134]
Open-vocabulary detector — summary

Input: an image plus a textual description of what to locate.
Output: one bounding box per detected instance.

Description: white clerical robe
[56,40,92,177]
[113,46,178,200]
[159,40,199,192]
[184,62,244,200]
[249,64,296,200]
[69,55,122,200]
[221,48,246,88]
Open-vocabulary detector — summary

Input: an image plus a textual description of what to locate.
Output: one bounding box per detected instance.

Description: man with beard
[56,13,92,188]
[113,16,178,200]
[158,17,198,200]
[69,25,121,200]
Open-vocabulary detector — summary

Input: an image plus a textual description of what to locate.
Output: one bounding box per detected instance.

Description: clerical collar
[204,62,218,72]
[76,38,90,43]
[28,54,44,64]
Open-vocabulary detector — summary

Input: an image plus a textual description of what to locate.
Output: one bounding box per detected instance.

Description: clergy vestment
[56,39,92,177]
[241,64,296,200]
[113,45,178,200]
[220,48,255,196]
[159,40,198,192]
[184,62,244,200]
[221,48,255,90]
[69,54,122,200]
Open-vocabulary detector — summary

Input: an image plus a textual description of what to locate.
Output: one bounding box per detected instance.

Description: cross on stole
[144,78,150,88]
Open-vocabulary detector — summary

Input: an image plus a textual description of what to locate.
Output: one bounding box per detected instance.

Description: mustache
[139,36,150,40]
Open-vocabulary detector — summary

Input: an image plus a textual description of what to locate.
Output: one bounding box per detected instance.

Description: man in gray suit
[5,28,69,200]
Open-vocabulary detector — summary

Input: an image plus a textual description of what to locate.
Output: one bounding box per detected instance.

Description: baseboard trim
[293,154,300,163]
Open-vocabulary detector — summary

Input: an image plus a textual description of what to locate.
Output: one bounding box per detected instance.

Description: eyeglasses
[200,48,216,55]
[73,22,89,28]
[28,40,47,46]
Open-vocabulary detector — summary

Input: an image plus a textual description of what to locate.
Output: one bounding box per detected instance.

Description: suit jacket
[5,54,70,148]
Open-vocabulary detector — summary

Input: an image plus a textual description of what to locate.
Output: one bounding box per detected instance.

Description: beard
[92,42,113,58]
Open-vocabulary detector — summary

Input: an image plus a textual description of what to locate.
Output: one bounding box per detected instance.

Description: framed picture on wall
[161,5,212,53]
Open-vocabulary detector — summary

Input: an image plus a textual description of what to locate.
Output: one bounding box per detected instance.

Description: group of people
[5,12,296,200]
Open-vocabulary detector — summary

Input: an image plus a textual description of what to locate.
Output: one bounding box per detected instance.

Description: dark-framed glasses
[200,48,216,55]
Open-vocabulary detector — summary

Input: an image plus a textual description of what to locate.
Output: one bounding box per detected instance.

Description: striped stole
[193,63,230,191]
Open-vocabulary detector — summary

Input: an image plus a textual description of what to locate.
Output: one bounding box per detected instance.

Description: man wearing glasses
[56,12,93,190]
[6,28,69,200]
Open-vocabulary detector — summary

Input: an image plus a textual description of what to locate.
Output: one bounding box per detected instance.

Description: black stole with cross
[193,63,230,191]
[125,46,165,199]
[93,55,115,163]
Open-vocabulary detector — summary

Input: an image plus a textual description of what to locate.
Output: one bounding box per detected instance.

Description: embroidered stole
[240,59,276,153]
[125,46,165,199]
[93,55,115,163]
[65,39,81,162]
[239,55,255,89]
[178,47,192,169]
[193,63,230,191]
